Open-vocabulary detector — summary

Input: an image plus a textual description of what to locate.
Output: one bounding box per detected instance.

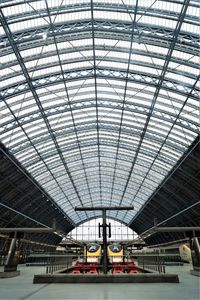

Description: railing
[162,254,183,265]
[46,255,75,274]
[25,253,78,273]
[134,255,166,273]
[26,252,68,266]
[0,252,29,266]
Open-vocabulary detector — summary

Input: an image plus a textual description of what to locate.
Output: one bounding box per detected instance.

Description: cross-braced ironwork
[0,0,199,230]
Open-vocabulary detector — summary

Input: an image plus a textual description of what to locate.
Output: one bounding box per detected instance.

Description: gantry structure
[0,0,199,245]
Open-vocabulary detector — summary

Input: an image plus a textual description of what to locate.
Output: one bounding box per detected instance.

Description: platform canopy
[0,0,199,227]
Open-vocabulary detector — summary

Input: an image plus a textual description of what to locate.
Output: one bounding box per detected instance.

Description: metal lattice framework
[0,0,199,228]
[130,136,200,244]
[0,143,74,245]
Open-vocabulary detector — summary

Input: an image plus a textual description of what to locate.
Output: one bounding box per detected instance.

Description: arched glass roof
[0,0,199,227]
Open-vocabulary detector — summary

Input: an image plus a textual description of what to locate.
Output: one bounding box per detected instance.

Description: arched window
[66,218,137,241]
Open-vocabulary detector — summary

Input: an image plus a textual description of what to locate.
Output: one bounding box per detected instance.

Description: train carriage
[107,243,123,263]
[84,243,101,263]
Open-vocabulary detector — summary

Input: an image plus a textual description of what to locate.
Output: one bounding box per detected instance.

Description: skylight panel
[0,126,20,145]
[97,60,127,70]
[97,80,126,93]
[33,140,56,154]
[129,64,161,76]
[9,17,47,32]
[151,1,182,13]
[95,38,131,49]
[25,0,46,11]
[30,65,60,78]
[64,60,93,70]
[14,146,38,160]
[122,112,146,127]
[95,0,128,4]
[181,22,199,34]
[71,93,96,103]
[59,51,92,61]
[160,89,187,104]
[99,93,122,101]
[147,118,173,134]
[138,15,178,29]
[145,44,168,55]
[62,0,89,4]
[0,25,4,36]
[5,130,27,147]
[36,83,63,94]
[0,53,17,64]
[127,81,156,94]
[44,155,63,168]
[25,56,57,69]
[128,92,153,102]
[131,54,164,66]
[95,49,129,61]
[39,93,66,104]
[1,74,25,89]
[140,139,162,155]
[161,145,184,161]
[187,5,200,17]
[67,38,93,48]
[2,3,32,16]
[171,64,199,76]
[180,107,200,125]
[20,46,45,59]
[155,97,181,113]
[55,10,91,23]
[165,72,196,86]
[0,63,21,77]
[172,50,196,61]
[168,125,192,144]
[94,9,130,21]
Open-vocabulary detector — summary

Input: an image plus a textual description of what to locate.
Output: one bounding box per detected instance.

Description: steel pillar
[4,234,18,272]
[102,209,107,274]
[190,237,200,276]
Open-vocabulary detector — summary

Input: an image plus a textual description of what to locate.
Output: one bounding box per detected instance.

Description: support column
[4,233,17,272]
[190,237,200,277]
[102,209,107,274]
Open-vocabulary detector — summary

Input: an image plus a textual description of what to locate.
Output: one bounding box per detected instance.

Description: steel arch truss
[130,137,200,245]
[0,0,199,227]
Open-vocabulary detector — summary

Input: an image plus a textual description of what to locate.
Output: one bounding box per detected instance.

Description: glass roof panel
[0,0,199,227]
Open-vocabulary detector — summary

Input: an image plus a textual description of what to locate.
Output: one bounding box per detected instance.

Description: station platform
[0,264,199,300]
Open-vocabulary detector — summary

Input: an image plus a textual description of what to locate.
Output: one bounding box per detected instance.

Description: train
[72,241,192,274]
[107,243,124,263]
[84,242,124,263]
[84,243,101,263]
[179,244,192,263]
[71,243,101,274]
[72,242,137,274]
[84,242,192,264]
[83,242,125,263]
[142,243,192,263]
[107,243,138,273]
[157,243,192,263]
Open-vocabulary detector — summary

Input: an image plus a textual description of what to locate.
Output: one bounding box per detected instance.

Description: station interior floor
[0,264,199,300]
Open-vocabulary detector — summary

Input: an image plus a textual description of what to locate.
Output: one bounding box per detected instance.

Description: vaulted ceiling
[0,1,199,229]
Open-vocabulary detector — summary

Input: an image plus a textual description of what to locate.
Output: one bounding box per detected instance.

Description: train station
[0,0,199,299]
